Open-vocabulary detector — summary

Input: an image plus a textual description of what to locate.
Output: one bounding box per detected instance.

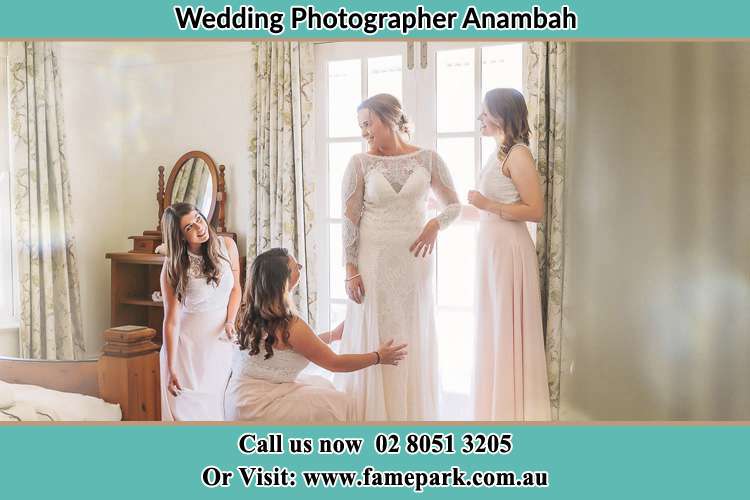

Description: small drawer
[131,238,156,253]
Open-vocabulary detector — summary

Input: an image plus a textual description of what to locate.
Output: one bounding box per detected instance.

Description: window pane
[481,43,523,97]
[436,48,475,133]
[436,309,475,395]
[527,222,537,245]
[481,136,497,168]
[437,223,476,308]
[436,137,475,203]
[328,59,361,138]
[330,302,347,331]
[329,141,362,219]
[328,223,346,300]
[367,55,402,103]
[0,171,11,320]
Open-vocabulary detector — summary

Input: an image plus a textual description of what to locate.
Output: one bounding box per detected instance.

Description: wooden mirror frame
[156,151,227,233]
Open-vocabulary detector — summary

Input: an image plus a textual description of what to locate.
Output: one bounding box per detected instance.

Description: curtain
[172,158,196,202]
[8,42,85,360]
[524,42,568,419]
[247,42,316,326]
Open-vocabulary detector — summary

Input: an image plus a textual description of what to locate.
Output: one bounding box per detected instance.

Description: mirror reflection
[170,158,213,216]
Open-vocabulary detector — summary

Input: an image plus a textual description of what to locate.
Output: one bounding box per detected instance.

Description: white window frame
[313,42,415,330]
[313,42,526,417]
[314,41,527,325]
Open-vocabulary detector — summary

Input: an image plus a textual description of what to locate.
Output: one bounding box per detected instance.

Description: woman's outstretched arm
[289,319,406,373]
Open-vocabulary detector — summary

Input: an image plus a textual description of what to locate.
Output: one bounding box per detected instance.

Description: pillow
[12,383,121,421]
[0,380,14,409]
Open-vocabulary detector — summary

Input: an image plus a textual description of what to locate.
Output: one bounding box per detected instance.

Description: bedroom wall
[70,43,251,354]
[58,44,130,359]
[1,42,253,358]
[59,43,252,358]
[116,43,253,262]
[561,42,750,420]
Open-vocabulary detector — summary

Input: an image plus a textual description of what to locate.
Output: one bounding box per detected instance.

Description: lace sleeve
[342,155,365,266]
[429,151,461,229]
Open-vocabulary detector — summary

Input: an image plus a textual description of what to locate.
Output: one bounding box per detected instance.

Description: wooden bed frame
[0,332,161,421]
[0,356,100,397]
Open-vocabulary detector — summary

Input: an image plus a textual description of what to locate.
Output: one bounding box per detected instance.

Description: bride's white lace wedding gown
[335,149,460,421]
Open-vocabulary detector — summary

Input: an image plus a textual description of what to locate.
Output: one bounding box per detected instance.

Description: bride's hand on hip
[345,275,365,304]
[377,339,408,366]
[410,219,439,258]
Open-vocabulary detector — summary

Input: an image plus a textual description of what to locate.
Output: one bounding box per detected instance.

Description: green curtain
[8,42,85,360]
[247,42,317,326]
[525,41,568,419]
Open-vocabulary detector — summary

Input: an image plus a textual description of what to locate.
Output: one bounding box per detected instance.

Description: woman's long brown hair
[161,202,228,303]
[484,88,531,159]
[235,248,296,359]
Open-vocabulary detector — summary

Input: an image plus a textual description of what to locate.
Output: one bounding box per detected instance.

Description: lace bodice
[341,149,460,266]
[231,347,309,383]
[478,145,526,204]
[182,238,234,313]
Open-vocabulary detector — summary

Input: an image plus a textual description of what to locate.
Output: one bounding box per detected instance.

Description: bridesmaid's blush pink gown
[159,238,234,421]
[472,144,551,421]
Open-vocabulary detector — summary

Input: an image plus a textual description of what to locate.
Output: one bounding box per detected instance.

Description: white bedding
[0,380,122,421]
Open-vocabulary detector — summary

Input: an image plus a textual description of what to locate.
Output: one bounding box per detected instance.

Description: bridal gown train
[335,149,460,421]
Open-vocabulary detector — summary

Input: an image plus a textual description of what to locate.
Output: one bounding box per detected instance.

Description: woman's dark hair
[161,202,228,303]
[484,88,531,158]
[235,248,295,359]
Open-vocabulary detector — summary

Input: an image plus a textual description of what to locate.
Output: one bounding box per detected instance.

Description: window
[314,42,524,419]
[0,51,18,327]
[313,42,413,336]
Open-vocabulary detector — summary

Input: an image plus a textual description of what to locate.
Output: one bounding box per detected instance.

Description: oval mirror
[164,151,218,222]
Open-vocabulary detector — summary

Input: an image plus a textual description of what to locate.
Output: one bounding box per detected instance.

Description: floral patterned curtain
[247,42,316,326]
[8,42,85,360]
[525,42,568,419]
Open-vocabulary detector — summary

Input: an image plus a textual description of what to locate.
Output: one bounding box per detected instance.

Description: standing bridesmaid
[159,202,242,421]
[467,88,551,421]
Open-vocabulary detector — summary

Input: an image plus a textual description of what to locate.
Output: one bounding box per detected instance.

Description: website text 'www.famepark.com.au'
[203,465,549,492]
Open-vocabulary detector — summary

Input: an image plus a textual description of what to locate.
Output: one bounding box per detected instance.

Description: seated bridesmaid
[224,247,407,423]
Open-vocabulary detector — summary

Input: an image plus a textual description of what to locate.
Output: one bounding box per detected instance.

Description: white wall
[59,43,252,357]
[0,42,253,358]
[117,44,252,258]
[58,44,129,358]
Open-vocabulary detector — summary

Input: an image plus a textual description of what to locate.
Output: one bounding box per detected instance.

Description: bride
[336,93,461,420]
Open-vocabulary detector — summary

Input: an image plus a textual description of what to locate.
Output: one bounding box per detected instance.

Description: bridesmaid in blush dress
[224,248,407,423]
[159,203,242,421]
[467,88,551,421]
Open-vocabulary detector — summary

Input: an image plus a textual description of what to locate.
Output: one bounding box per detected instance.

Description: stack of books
[102,326,159,357]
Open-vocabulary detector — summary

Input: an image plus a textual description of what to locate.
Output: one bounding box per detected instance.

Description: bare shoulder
[288,316,312,335]
[223,236,239,253]
[509,144,534,162]
[286,316,314,345]
[506,145,536,174]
